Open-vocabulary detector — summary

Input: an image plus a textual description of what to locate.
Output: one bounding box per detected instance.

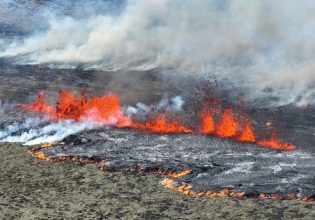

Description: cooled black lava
[35,127,315,198]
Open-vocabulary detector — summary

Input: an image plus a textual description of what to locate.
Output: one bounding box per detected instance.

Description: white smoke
[125,95,184,115]
[0,117,45,139]
[0,95,183,145]
[1,0,315,106]
[0,119,101,145]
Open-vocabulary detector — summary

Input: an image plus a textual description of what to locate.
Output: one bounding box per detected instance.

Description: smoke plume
[0,119,100,145]
[125,95,184,115]
[1,0,315,106]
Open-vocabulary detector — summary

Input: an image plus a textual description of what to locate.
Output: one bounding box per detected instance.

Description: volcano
[1,1,315,219]
[0,65,314,201]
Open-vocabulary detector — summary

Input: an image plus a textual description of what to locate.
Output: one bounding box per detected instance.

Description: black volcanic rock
[38,127,315,198]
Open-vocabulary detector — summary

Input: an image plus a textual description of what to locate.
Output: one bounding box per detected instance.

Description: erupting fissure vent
[20,90,132,127]
[200,107,215,134]
[20,90,295,151]
[239,120,256,143]
[131,114,192,133]
[216,108,238,138]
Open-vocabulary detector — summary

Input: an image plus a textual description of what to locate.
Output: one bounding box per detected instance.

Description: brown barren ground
[0,143,314,220]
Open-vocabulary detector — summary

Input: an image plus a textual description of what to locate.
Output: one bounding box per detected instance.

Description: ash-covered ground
[0,62,314,200]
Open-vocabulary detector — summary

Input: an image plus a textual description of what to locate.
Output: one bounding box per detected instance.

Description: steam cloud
[0,95,183,145]
[0,118,100,145]
[125,96,184,115]
[1,0,315,106]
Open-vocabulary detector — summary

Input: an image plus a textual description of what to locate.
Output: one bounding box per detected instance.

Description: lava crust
[34,127,315,199]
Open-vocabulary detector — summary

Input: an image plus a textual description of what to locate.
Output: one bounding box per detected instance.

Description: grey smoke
[125,95,184,115]
[0,95,183,145]
[0,117,45,139]
[1,0,315,106]
[1,119,100,145]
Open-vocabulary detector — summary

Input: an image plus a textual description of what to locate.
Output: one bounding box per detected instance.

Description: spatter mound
[30,127,315,201]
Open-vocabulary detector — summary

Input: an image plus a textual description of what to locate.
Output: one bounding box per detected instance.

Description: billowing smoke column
[1,0,315,106]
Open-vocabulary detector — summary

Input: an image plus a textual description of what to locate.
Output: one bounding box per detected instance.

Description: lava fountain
[19,90,295,151]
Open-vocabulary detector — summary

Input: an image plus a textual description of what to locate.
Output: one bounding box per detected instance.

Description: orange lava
[33,151,72,162]
[258,135,296,151]
[55,90,86,120]
[29,147,311,202]
[167,169,192,178]
[238,120,256,143]
[21,90,131,127]
[21,90,297,151]
[200,107,215,134]
[21,91,54,115]
[162,167,245,199]
[131,114,191,133]
[41,142,54,148]
[216,108,239,138]
[30,148,100,164]
[162,178,313,201]
[162,178,245,199]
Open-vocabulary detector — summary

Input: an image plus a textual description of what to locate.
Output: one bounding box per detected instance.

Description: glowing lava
[131,114,191,134]
[28,146,312,202]
[200,107,215,134]
[216,108,238,138]
[161,168,312,202]
[258,135,296,151]
[238,120,256,143]
[21,90,131,127]
[21,90,296,151]
[22,91,54,115]
[162,178,246,198]
[166,169,192,178]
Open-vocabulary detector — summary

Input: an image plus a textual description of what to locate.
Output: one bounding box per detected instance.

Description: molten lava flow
[21,90,131,127]
[28,146,313,202]
[161,168,246,199]
[238,120,256,143]
[21,90,297,151]
[162,172,312,201]
[35,152,46,160]
[162,179,245,199]
[34,151,72,162]
[30,148,99,164]
[200,107,215,134]
[55,90,87,120]
[216,108,239,138]
[258,135,296,151]
[20,91,54,115]
[132,115,191,133]
[85,95,119,120]
[167,169,192,178]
